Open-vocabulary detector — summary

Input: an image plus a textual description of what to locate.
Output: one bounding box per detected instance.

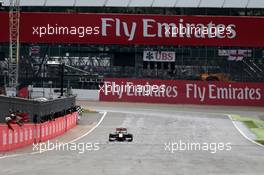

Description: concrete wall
[0,96,76,123]
[72,89,99,100]
[32,88,99,101]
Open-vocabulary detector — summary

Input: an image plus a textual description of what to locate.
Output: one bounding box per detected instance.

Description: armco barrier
[67,113,77,130]
[3,124,37,151]
[0,125,7,152]
[0,112,78,152]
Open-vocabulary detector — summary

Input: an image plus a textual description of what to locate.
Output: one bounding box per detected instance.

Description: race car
[109,128,133,142]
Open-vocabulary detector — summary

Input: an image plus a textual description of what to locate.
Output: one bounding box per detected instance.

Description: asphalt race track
[0,102,264,175]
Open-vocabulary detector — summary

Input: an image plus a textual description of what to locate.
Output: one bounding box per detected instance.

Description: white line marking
[227,115,264,148]
[68,111,107,143]
[0,112,107,159]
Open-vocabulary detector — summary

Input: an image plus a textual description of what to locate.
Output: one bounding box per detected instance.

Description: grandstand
[0,0,263,90]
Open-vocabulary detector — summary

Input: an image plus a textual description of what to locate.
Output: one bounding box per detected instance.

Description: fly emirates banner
[0,12,264,47]
[100,79,264,106]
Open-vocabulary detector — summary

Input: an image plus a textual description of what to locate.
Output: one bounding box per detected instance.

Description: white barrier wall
[72,89,99,100]
[32,88,99,101]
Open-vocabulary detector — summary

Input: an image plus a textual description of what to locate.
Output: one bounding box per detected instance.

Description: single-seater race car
[109,128,133,142]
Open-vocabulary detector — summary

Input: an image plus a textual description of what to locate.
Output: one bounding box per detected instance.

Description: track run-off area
[0,101,264,175]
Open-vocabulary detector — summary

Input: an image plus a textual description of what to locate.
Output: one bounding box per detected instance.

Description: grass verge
[83,108,98,113]
[231,115,264,145]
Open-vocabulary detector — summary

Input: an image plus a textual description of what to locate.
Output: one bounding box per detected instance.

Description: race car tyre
[127,134,133,142]
[109,134,115,142]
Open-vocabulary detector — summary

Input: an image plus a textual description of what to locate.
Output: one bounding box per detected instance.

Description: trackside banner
[99,79,264,106]
[0,12,264,47]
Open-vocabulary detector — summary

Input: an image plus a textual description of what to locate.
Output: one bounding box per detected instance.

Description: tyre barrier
[0,112,78,152]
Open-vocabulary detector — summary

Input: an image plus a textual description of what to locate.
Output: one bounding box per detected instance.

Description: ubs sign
[143,51,175,62]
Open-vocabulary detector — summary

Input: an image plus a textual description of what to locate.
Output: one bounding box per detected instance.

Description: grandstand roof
[2,0,264,8]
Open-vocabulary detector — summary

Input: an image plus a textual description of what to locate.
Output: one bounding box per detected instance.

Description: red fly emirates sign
[100,79,264,106]
[0,12,264,47]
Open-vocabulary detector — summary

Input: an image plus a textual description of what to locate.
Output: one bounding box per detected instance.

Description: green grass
[83,108,98,113]
[255,139,264,145]
[252,128,264,140]
[243,121,258,128]
[231,115,264,145]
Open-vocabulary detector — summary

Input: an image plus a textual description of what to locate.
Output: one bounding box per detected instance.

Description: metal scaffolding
[8,0,20,95]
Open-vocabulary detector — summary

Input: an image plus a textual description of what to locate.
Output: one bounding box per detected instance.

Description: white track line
[227,114,264,148]
[0,112,107,159]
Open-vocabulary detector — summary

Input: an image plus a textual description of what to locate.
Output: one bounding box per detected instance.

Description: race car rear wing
[116,128,127,131]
